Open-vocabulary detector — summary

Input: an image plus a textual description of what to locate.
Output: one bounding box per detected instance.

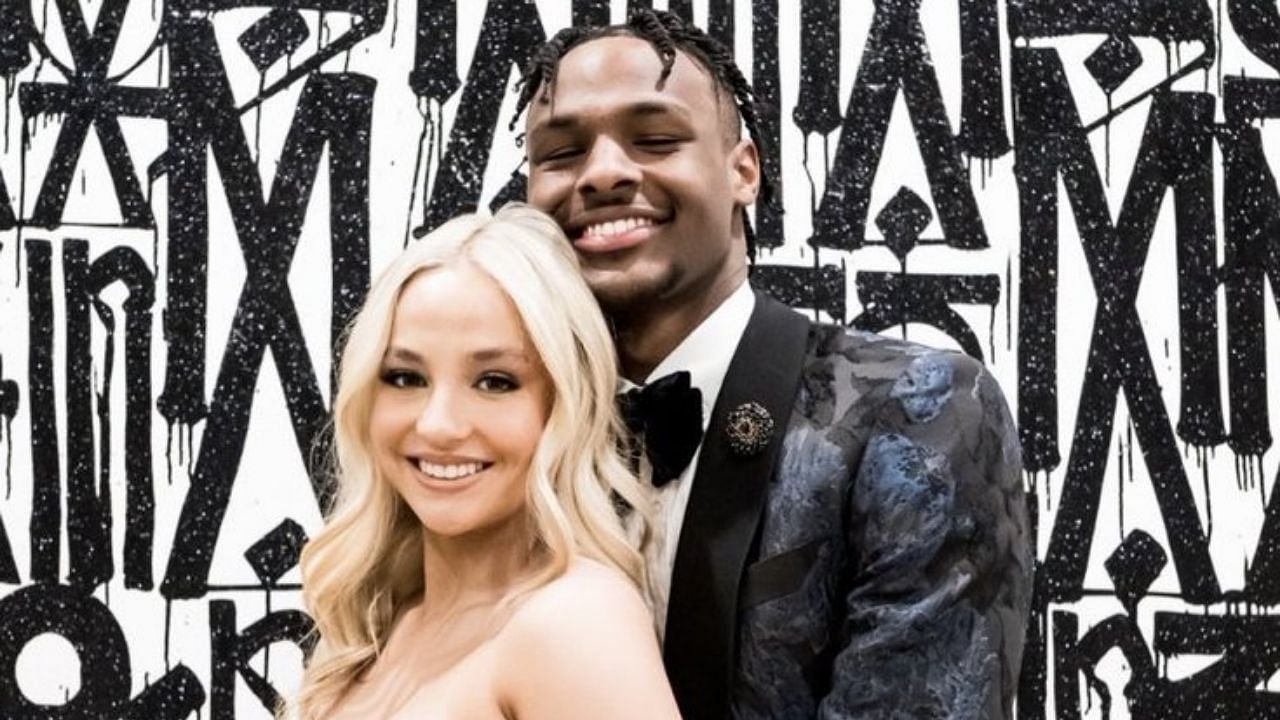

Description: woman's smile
[370,262,552,540]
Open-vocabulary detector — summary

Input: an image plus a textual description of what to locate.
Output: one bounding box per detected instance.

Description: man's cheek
[525,181,556,211]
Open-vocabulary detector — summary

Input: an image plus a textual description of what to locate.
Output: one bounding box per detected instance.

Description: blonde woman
[287,205,680,719]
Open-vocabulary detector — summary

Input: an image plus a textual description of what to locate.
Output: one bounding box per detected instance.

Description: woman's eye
[380,369,425,389]
[476,373,519,393]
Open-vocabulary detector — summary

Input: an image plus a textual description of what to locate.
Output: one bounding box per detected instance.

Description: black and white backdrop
[0,0,1277,717]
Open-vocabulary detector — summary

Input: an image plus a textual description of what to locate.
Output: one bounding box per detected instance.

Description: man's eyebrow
[529,99,694,136]
[530,114,579,134]
[626,100,693,121]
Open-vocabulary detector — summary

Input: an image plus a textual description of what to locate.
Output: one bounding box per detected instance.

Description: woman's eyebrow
[471,347,532,364]
[383,346,424,364]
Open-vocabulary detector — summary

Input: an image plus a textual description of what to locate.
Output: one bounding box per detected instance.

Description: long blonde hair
[290,204,649,719]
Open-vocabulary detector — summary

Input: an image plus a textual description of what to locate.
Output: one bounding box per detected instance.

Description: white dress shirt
[622,280,756,642]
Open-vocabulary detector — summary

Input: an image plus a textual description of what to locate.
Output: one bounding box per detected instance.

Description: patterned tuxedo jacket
[661,292,1031,720]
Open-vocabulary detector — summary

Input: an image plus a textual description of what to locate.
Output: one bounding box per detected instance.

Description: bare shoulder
[494,559,679,720]
[505,558,652,645]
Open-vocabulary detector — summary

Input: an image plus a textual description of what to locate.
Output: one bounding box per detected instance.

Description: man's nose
[576,138,641,198]
[414,388,470,444]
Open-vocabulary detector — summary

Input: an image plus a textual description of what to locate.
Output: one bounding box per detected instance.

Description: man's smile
[573,216,666,253]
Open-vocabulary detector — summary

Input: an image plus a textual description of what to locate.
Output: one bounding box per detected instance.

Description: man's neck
[613,267,748,383]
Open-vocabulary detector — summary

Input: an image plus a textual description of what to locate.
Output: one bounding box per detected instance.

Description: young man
[519,10,1031,719]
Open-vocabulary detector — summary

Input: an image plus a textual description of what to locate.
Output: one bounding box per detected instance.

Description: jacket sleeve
[820,351,1032,720]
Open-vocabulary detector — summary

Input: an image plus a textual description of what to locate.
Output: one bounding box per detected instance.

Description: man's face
[524,36,759,316]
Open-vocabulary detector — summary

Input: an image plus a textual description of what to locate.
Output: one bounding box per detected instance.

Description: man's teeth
[583,216,654,237]
[418,460,485,480]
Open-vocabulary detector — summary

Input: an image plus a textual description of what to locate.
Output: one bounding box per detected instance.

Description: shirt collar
[624,280,755,430]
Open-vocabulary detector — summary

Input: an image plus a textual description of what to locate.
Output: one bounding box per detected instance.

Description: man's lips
[571,216,665,253]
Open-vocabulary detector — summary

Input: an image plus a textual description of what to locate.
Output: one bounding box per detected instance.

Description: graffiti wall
[0,0,1276,716]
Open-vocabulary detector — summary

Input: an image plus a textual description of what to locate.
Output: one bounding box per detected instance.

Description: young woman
[286,205,680,719]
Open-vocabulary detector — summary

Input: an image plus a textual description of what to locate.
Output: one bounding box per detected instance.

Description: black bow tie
[620,371,704,487]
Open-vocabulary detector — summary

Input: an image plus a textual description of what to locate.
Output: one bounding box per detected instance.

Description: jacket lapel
[662,291,810,719]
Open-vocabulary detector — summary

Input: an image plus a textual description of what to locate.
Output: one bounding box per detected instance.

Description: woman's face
[369,262,553,542]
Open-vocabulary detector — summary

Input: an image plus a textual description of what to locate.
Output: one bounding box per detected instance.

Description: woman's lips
[408,457,491,492]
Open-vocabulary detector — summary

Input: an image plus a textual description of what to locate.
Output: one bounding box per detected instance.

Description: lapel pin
[725,401,774,457]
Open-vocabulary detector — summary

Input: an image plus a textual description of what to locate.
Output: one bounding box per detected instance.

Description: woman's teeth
[418,461,485,479]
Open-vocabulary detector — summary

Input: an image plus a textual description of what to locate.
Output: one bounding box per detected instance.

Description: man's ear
[729,138,761,207]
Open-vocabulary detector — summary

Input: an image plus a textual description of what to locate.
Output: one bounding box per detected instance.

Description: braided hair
[511,9,776,260]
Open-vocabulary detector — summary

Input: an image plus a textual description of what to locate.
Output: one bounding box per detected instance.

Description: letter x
[1042,93,1220,603]
[18,0,165,228]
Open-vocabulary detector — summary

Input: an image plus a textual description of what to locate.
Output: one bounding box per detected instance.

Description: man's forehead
[535,35,722,110]
[525,34,739,137]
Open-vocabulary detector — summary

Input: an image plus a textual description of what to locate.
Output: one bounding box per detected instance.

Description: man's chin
[583,269,675,318]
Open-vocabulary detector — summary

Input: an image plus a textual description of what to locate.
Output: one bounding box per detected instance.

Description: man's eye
[380,369,425,389]
[538,147,580,163]
[635,137,680,150]
[476,373,519,393]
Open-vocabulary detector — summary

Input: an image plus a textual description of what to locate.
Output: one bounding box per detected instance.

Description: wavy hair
[287,204,650,719]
